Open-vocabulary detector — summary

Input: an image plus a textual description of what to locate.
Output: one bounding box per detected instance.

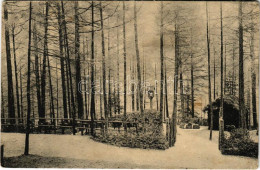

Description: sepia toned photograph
[0,0,259,169]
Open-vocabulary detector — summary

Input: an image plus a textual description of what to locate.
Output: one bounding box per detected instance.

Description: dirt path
[1,126,258,168]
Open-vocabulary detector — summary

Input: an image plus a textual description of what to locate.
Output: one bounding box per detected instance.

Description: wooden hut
[203,95,247,130]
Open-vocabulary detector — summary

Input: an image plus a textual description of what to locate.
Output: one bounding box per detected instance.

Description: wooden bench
[76,127,86,135]
[57,125,73,134]
[38,124,56,134]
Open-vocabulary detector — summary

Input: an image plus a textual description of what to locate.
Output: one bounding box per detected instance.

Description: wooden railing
[1,118,139,135]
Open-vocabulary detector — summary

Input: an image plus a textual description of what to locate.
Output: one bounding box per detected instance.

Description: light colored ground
[1,126,258,169]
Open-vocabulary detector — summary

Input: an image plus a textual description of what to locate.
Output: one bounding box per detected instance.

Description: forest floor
[1,126,258,169]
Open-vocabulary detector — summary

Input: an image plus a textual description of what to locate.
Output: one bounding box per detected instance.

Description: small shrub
[179,123,185,129]
[230,128,249,139]
[193,124,200,129]
[221,128,258,158]
[226,125,236,132]
[186,123,192,129]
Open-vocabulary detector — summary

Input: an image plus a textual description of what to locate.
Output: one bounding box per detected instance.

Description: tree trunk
[20,66,24,123]
[100,2,108,131]
[31,85,35,119]
[251,55,257,130]
[249,23,258,129]
[134,1,144,120]
[180,62,184,119]
[155,64,158,111]
[65,58,71,119]
[170,22,179,147]
[206,2,213,141]
[83,38,88,119]
[159,1,164,124]
[143,53,146,110]
[4,3,16,124]
[123,1,127,132]
[246,89,251,129]
[86,40,90,120]
[131,61,135,111]
[135,65,139,111]
[87,64,90,120]
[11,25,20,121]
[100,71,103,118]
[40,2,49,123]
[191,51,194,118]
[164,65,169,118]
[56,61,59,125]
[189,28,194,118]
[24,1,32,155]
[224,44,226,94]
[90,1,96,136]
[94,64,97,120]
[61,1,76,134]
[74,1,84,120]
[238,1,246,129]
[186,85,190,118]
[232,43,235,96]
[108,22,112,117]
[117,14,120,115]
[213,47,216,100]
[219,2,225,148]
[113,79,116,115]
[57,2,68,119]
[33,23,42,123]
[1,82,5,119]
[47,56,55,125]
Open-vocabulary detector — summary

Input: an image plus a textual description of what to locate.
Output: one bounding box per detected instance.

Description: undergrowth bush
[92,110,169,150]
[221,128,258,158]
[93,132,169,150]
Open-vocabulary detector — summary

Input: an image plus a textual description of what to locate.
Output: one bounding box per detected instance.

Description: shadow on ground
[2,154,156,168]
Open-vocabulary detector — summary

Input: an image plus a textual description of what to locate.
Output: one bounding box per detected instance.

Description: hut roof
[203,95,241,112]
